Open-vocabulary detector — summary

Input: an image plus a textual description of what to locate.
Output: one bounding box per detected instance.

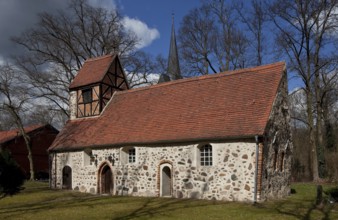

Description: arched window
[279,152,285,172]
[273,149,278,171]
[200,144,213,166]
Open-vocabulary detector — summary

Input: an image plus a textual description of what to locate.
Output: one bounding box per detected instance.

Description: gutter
[49,134,260,153]
[54,152,57,188]
[253,135,259,204]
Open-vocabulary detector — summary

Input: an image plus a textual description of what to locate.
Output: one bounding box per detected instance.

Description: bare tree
[236,0,268,66]
[124,51,161,88]
[179,5,217,75]
[0,64,35,180]
[269,0,338,181]
[179,0,250,76]
[0,112,14,131]
[11,0,145,121]
[208,0,249,71]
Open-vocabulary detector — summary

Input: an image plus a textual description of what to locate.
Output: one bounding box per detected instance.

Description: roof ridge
[220,61,285,74]
[117,61,285,95]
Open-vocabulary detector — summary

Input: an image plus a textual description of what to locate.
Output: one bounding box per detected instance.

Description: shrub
[0,149,25,198]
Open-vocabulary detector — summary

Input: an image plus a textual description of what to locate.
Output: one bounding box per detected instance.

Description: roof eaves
[48,134,264,152]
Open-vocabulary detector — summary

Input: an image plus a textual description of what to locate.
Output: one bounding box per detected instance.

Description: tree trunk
[8,108,35,181]
[17,125,34,181]
[22,133,34,181]
[315,83,325,178]
[307,92,320,181]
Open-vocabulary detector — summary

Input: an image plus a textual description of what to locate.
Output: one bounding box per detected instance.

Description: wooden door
[161,166,171,196]
[101,165,113,194]
[62,166,72,189]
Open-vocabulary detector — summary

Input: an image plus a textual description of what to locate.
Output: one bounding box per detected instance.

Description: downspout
[253,135,259,204]
[54,152,57,188]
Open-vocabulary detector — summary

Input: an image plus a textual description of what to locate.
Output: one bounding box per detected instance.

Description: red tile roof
[50,62,285,151]
[69,54,116,90]
[0,124,46,144]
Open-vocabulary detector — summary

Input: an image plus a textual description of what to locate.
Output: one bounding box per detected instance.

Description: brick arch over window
[157,160,173,197]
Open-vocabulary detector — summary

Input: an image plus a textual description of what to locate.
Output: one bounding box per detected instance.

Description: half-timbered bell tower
[69,54,129,119]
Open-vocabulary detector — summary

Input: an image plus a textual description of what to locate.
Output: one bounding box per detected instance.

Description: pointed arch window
[279,152,285,172]
[273,149,278,171]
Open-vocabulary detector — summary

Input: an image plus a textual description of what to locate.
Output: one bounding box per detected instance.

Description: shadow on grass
[273,197,337,220]
[275,201,335,220]
[111,197,215,220]
[1,182,338,220]
[0,190,110,219]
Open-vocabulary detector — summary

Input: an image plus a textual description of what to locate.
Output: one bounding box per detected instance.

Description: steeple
[158,14,182,83]
[167,14,182,80]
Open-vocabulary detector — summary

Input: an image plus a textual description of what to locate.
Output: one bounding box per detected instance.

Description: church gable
[70,54,129,118]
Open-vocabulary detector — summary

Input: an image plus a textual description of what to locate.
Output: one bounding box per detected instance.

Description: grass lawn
[0,182,337,220]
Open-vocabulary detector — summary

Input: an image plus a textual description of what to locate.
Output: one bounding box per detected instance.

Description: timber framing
[71,55,129,118]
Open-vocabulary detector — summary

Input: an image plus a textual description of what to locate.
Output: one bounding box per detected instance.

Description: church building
[48,21,292,202]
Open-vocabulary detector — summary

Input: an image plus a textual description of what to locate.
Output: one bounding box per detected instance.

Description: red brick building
[0,124,58,179]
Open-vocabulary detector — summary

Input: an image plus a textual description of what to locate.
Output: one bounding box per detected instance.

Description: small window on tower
[82,89,92,104]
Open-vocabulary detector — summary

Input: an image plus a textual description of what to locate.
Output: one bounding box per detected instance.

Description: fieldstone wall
[260,73,293,200]
[50,141,258,202]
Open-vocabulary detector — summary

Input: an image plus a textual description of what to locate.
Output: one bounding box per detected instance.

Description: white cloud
[122,16,160,49]
[319,6,338,37]
[126,72,160,88]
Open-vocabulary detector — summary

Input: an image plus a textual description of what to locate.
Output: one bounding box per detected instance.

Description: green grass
[0,182,337,220]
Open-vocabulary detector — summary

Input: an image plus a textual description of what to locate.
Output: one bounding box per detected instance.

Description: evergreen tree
[0,149,25,198]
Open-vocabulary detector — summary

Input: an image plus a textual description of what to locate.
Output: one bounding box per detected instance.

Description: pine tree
[0,149,25,198]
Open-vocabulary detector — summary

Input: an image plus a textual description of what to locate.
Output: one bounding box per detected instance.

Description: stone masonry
[50,142,258,202]
[260,74,293,200]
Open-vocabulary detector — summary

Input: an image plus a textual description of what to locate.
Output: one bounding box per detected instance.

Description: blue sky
[117,0,202,57]
[0,0,201,62]
[0,0,300,90]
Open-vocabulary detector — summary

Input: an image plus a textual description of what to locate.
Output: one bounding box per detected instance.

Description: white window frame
[128,148,136,163]
[199,144,213,166]
[120,147,137,164]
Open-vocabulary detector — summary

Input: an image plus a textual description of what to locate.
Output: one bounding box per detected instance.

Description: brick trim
[256,143,264,200]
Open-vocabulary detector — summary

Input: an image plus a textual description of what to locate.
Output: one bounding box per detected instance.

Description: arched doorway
[99,164,113,195]
[62,166,72,189]
[161,165,172,197]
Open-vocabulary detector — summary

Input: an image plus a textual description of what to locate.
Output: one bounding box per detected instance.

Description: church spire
[158,14,182,83]
[167,13,182,80]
